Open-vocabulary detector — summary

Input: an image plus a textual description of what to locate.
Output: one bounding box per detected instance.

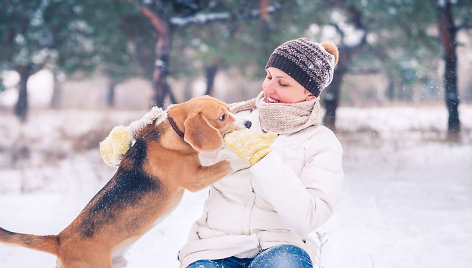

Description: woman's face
[262,67,315,104]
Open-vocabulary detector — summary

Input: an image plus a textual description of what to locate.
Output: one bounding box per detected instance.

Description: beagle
[0,95,250,268]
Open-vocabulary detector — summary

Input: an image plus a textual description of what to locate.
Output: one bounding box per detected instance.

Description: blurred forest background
[1,0,471,137]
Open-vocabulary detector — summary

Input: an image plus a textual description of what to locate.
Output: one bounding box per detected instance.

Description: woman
[102,38,343,268]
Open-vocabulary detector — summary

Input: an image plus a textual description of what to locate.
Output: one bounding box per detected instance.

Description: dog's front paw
[100,126,133,166]
[220,160,233,173]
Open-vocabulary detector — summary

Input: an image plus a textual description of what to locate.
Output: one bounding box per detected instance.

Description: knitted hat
[265,38,339,97]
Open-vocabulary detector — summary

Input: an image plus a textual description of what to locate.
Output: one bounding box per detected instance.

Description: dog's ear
[184,112,222,152]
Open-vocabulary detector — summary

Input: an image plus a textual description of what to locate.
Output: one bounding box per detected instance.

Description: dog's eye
[219,114,227,121]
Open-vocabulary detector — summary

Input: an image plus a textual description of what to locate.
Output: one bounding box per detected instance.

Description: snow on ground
[0,105,471,268]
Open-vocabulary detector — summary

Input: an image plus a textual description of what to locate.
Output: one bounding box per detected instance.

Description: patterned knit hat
[265,38,339,97]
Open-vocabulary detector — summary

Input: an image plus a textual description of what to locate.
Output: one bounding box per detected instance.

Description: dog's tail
[0,227,58,255]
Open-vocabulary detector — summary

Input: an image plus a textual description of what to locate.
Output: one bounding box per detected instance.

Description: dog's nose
[244,121,252,129]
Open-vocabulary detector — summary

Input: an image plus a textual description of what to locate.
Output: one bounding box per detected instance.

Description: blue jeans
[187,244,312,268]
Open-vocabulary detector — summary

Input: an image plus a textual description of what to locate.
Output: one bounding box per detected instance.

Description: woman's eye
[219,114,227,121]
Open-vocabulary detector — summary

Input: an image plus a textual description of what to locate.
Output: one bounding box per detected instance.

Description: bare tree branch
[170,12,230,26]
[169,3,282,27]
[456,19,472,30]
[347,68,380,75]
[329,22,345,39]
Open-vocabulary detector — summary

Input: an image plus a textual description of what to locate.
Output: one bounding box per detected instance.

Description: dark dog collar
[167,116,184,138]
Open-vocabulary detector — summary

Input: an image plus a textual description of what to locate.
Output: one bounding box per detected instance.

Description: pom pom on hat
[320,42,339,66]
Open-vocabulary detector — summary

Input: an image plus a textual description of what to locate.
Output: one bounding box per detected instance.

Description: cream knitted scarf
[230,92,322,135]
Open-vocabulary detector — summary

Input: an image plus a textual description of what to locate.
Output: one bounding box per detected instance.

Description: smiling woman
[175,38,343,268]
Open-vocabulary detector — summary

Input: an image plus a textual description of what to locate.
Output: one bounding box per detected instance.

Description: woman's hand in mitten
[223,129,277,166]
[100,126,133,166]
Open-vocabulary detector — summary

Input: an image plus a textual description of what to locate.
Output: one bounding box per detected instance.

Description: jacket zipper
[244,184,256,235]
[245,175,261,250]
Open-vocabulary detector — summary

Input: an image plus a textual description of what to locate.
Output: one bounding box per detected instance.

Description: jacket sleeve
[250,129,344,236]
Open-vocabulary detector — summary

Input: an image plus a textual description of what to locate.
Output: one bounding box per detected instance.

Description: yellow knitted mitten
[100,126,133,166]
[223,129,277,166]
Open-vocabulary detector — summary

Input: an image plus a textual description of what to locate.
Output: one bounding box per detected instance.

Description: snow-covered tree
[134,0,282,107]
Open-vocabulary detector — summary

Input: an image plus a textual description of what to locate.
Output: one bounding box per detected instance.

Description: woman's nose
[265,80,277,93]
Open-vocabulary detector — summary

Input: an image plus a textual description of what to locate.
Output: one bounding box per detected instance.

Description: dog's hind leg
[111,237,137,268]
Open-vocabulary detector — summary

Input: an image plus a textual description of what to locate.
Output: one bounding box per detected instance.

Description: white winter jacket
[178,109,344,267]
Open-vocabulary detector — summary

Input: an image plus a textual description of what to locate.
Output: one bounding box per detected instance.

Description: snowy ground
[0,105,471,268]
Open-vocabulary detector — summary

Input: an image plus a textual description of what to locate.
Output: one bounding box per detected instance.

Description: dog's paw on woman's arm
[100,126,134,166]
[220,160,233,173]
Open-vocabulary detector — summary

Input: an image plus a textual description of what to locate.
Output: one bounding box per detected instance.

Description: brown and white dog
[0,95,250,268]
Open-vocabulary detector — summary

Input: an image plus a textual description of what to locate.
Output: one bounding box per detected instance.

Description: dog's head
[168,95,249,152]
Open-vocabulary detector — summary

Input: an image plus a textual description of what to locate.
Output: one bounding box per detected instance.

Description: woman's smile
[265,96,281,103]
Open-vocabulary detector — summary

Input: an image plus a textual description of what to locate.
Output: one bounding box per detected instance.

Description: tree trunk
[140,6,173,108]
[204,63,218,96]
[107,81,117,107]
[320,1,367,131]
[436,0,460,137]
[323,67,346,131]
[14,65,31,122]
[322,44,352,131]
[386,75,395,101]
[50,71,61,109]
